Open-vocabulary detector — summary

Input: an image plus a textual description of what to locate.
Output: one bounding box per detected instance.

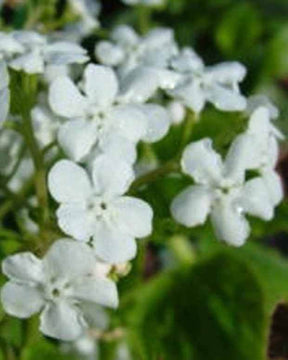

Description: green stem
[179,111,197,153]
[137,5,152,34]
[129,160,179,193]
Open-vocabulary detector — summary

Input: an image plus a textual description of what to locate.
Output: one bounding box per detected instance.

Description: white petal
[240,177,274,220]
[111,25,139,47]
[261,170,283,207]
[40,302,85,341]
[9,50,45,74]
[99,133,137,165]
[181,139,223,185]
[80,303,109,329]
[95,41,125,66]
[2,252,44,284]
[0,61,9,89]
[48,159,92,203]
[91,155,135,196]
[224,134,255,183]
[171,47,204,73]
[171,185,213,227]
[1,282,44,318]
[72,278,118,308]
[247,106,271,140]
[0,88,9,126]
[49,77,87,118]
[112,196,153,237]
[206,84,247,111]
[57,204,93,242]
[246,95,279,120]
[137,104,170,142]
[44,42,88,65]
[43,239,95,280]
[93,223,137,263]
[83,64,118,106]
[211,197,250,247]
[110,104,147,142]
[205,62,246,84]
[119,66,162,103]
[58,119,98,162]
[170,78,206,113]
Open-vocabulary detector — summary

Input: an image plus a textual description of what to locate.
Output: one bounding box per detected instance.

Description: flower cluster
[0,1,284,355]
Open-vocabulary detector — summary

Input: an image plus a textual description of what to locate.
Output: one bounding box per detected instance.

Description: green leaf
[21,339,77,360]
[216,3,262,57]
[125,252,266,360]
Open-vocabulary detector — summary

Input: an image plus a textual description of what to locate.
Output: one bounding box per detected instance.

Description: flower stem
[129,160,180,193]
[137,5,152,35]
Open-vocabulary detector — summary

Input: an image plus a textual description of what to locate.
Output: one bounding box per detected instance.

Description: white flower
[31,93,62,148]
[168,47,247,114]
[171,136,282,246]
[167,101,186,125]
[49,64,170,163]
[234,107,284,208]
[245,94,279,119]
[96,25,178,77]
[68,0,100,37]
[0,32,24,61]
[0,128,22,177]
[48,156,153,263]
[0,61,10,126]
[122,0,164,6]
[8,31,88,74]
[1,239,118,341]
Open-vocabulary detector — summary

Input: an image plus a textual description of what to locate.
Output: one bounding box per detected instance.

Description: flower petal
[9,50,45,74]
[72,278,118,308]
[40,302,85,341]
[43,239,95,280]
[0,88,9,126]
[91,155,135,196]
[171,185,213,227]
[137,104,170,142]
[49,76,87,118]
[224,133,255,183]
[211,196,250,247]
[169,78,206,114]
[93,224,137,263]
[48,159,92,203]
[111,25,139,47]
[96,41,125,66]
[83,64,118,106]
[110,104,147,142]
[1,282,44,318]
[206,84,247,112]
[58,119,99,162]
[112,196,153,238]
[2,252,44,284]
[44,42,88,65]
[239,177,274,220]
[181,138,223,185]
[57,204,93,242]
[205,62,246,84]
[99,133,137,165]
[262,170,283,207]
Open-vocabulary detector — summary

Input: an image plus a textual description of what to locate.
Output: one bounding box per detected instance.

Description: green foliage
[124,251,266,360]
[216,3,262,58]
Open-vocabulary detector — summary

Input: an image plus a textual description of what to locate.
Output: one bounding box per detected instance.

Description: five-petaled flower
[171,127,283,246]
[48,156,153,263]
[49,63,170,164]
[1,240,118,341]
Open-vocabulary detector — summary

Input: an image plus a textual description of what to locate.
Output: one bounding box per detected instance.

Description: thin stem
[179,111,197,153]
[137,5,152,34]
[129,160,179,193]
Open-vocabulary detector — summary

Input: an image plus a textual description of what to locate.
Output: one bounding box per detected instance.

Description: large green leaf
[125,251,266,360]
